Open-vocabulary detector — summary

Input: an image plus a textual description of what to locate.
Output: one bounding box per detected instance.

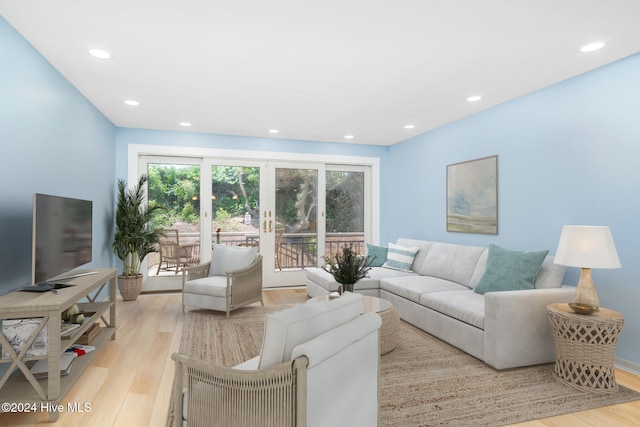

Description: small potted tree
[323,245,373,294]
[113,175,164,301]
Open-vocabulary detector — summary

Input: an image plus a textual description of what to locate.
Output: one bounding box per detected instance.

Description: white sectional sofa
[306,238,576,370]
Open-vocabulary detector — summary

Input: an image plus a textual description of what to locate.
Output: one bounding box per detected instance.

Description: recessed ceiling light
[269,129,279,134]
[404,124,416,129]
[180,122,192,127]
[344,135,354,140]
[124,100,139,106]
[466,95,482,103]
[580,41,605,53]
[88,48,112,59]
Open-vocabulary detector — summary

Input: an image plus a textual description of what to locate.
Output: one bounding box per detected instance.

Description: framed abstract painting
[446,155,498,234]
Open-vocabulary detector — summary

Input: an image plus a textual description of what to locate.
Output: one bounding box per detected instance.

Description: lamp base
[570,267,600,314]
[568,302,599,314]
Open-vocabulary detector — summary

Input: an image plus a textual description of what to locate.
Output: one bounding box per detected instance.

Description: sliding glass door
[138,155,372,290]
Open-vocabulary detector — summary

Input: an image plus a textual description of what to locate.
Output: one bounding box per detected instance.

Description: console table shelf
[0,269,116,421]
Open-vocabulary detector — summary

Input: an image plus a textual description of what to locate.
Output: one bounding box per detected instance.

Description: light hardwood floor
[0,289,638,426]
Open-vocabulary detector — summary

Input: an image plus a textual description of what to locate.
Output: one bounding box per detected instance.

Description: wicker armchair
[172,293,381,427]
[171,354,308,427]
[182,245,263,317]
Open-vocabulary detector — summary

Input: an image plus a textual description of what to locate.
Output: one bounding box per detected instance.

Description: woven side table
[547,303,624,394]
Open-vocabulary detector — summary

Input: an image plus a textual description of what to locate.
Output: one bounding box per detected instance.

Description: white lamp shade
[554,226,621,269]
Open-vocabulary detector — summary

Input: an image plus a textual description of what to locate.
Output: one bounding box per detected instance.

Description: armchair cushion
[258,292,363,369]
[209,244,258,276]
[183,276,227,297]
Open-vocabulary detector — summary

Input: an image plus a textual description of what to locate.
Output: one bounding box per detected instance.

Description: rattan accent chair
[172,293,382,427]
[182,244,263,317]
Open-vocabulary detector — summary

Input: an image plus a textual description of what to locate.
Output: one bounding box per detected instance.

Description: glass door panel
[210,165,261,250]
[325,169,366,258]
[261,166,319,287]
[143,160,202,291]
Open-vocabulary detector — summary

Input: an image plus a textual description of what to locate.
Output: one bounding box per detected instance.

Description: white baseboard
[616,356,640,376]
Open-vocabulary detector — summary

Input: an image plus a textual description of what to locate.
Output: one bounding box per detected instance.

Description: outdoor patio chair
[157,229,200,274]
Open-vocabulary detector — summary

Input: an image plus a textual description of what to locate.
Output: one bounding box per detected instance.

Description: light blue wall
[114,128,392,242]
[4,11,638,364]
[388,53,640,364]
[0,17,116,295]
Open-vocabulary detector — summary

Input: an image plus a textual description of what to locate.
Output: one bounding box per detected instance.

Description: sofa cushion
[420,290,486,329]
[396,238,434,273]
[366,243,388,267]
[380,276,468,304]
[183,276,228,297]
[471,252,565,290]
[418,242,485,287]
[473,244,548,294]
[383,242,420,271]
[534,256,566,289]
[469,248,489,289]
[209,244,258,276]
[258,292,363,369]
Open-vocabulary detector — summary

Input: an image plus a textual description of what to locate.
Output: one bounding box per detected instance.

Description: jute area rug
[169,305,639,427]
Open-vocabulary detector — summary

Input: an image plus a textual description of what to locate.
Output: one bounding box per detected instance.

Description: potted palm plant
[112,175,164,301]
[323,245,373,294]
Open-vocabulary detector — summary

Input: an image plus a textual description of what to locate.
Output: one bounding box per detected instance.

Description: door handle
[263,219,267,233]
[269,220,273,233]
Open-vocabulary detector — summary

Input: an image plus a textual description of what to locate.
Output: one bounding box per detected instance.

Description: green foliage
[214,208,240,231]
[113,176,164,276]
[322,246,373,289]
[147,165,201,226]
[180,203,198,223]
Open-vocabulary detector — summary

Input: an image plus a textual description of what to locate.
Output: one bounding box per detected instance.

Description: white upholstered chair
[181,244,263,317]
[171,292,382,427]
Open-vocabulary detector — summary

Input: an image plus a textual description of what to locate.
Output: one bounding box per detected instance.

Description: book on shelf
[30,352,76,379]
[61,323,81,338]
[66,344,95,356]
[77,322,100,345]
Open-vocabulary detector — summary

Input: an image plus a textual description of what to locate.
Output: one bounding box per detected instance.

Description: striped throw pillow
[382,243,420,272]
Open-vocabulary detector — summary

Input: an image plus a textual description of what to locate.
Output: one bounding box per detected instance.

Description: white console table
[0,269,116,421]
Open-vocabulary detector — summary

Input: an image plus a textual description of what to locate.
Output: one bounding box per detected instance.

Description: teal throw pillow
[366,244,388,267]
[473,244,548,294]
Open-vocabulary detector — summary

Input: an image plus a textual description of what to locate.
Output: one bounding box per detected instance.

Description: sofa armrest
[484,286,575,370]
[291,312,382,368]
[290,312,382,427]
[227,255,263,303]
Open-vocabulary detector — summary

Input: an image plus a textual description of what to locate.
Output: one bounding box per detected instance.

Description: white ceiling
[2,0,640,146]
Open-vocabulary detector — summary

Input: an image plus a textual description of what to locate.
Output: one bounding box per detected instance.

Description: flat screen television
[32,193,93,284]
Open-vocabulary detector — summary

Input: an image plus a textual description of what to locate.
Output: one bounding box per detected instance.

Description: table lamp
[554,226,621,314]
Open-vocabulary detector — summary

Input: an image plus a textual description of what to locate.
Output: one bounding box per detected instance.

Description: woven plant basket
[118,274,143,301]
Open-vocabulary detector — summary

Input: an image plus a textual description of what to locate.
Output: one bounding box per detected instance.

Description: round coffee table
[309,294,400,355]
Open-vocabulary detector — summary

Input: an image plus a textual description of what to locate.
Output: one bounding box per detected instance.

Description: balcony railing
[149,231,365,274]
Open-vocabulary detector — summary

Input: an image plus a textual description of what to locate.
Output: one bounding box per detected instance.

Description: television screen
[32,194,92,284]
